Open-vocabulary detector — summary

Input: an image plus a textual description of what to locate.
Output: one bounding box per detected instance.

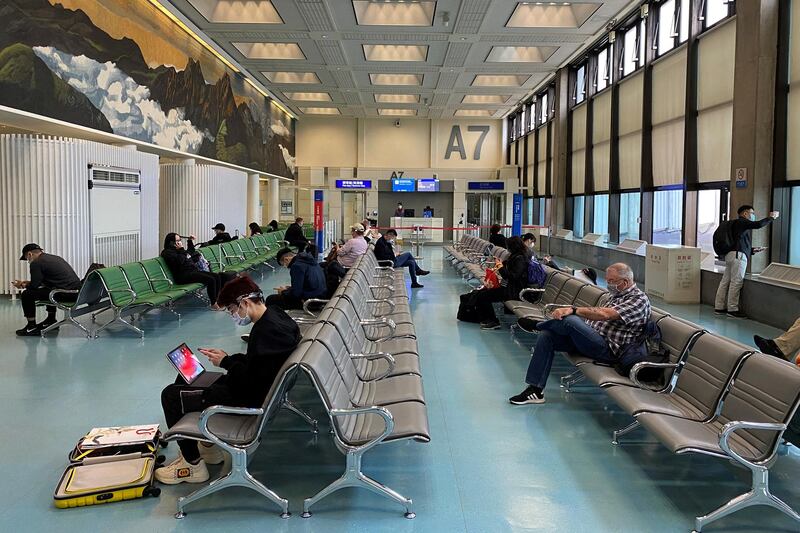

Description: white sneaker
[198,442,225,465]
[154,455,209,485]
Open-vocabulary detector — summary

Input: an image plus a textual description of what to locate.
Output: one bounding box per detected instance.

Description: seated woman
[155,275,301,484]
[160,233,235,308]
[266,220,279,233]
[489,224,507,248]
[249,222,263,236]
[473,236,529,330]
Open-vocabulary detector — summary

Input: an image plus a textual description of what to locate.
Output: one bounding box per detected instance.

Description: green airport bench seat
[140,258,205,297]
[119,263,174,307]
[199,246,226,274]
[221,242,260,272]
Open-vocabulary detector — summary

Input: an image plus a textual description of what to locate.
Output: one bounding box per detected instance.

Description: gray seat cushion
[369,337,419,356]
[579,363,633,387]
[164,412,260,445]
[338,400,431,446]
[607,385,706,419]
[357,374,425,406]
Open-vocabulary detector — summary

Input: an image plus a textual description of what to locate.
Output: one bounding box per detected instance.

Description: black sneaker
[37,318,57,329]
[727,310,747,319]
[509,385,545,405]
[754,335,786,359]
[480,320,501,330]
[517,317,541,332]
[411,282,424,288]
[16,323,42,337]
[416,270,430,276]
[714,308,726,314]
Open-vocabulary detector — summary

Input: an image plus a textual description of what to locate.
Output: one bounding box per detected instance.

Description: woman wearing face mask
[155,275,301,485]
[160,232,235,308]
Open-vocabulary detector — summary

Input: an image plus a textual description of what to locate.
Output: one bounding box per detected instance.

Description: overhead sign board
[335,179,372,189]
[468,181,504,191]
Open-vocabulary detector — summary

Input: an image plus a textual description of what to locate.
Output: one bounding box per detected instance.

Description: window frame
[572,62,588,106]
[700,0,736,32]
[594,43,614,93]
[618,16,646,79]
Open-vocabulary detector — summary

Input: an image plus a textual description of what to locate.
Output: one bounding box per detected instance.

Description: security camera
[394,120,401,127]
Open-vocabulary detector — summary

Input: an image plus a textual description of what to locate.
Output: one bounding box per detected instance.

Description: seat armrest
[719,420,786,467]
[376,260,394,268]
[330,405,394,453]
[361,317,397,341]
[199,405,264,447]
[47,288,79,308]
[519,288,545,301]
[302,298,329,317]
[629,362,679,390]
[351,352,396,381]
[144,274,173,289]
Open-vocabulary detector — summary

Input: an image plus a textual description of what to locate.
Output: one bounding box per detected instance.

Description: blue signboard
[468,181,504,191]
[391,178,416,192]
[417,178,440,192]
[512,193,523,236]
[335,179,372,189]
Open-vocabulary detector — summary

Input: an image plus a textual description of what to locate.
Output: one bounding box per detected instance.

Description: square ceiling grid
[169,0,630,118]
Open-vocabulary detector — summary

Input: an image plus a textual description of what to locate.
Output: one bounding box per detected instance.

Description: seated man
[202,223,232,247]
[13,243,82,336]
[509,263,650,405]
[267,248,327,310]
[374,229,429,289]
[755,316,800,362]
[156,275,300,484]
[284,217,309,252]
[335,223,369,268]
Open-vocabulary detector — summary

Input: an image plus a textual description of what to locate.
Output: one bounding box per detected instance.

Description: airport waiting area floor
[1,246,799,532]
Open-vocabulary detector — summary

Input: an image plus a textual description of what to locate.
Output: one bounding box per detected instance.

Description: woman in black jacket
[473,236,530,330]
[249,222,263,236]
[160,232,234,306]
[155,275,301,484]
[489,224,507,248]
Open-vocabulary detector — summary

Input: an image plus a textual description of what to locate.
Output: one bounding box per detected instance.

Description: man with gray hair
[510,262,651,405]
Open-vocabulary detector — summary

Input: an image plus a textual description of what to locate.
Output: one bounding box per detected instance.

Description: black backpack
[615,320,670,387]
[712,220,736,259]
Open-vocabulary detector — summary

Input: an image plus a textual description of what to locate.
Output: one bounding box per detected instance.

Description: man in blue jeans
[373,229,429,288]
[509,263,651,405]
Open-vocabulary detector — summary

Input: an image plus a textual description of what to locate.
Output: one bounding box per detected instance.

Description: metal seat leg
[302,451,414,519]
[612,420,640,445]
[93,310,144,338]
[282,400,319,434]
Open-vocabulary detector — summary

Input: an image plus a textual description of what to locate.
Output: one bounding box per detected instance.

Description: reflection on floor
[0,246,797,533]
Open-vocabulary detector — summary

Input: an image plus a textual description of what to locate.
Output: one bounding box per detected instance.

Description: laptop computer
[166,343,222,387]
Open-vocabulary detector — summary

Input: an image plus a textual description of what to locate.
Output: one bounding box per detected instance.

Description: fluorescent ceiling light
[363,44,428,62]
[462,94,510,104]
[353,1,435,26]
[233,42,305,60]
[454,110,493,117]
[369,73,423,86]
[262,72,321,84]
[374,94,420,103]
[300,107,340,115]
[189,0,283,24]
[378,109,417,116]
[285,92,332,102]
[487,46,558,63]
[506,3,600,28]
[472,75,529,87]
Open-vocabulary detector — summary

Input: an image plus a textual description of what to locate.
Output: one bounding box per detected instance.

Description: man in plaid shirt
[510,263,651,405]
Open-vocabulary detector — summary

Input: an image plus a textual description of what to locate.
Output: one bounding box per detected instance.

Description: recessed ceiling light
[472,75,529,87]
[233,42,305,60]
[462,95,510,104]
[285,92,332,102]
[300,107,340,115]
[369,73,423,86]
[374,94,420,103]
[506,2,600,28]
[486,46,558,63]
[262,72,321,84]
[363,44,428,62]
[378,109,417,116]
[454,110,493,117]
[353,1,436,26]
[189,0,283,23]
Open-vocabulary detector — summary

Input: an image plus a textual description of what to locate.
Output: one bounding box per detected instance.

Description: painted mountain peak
[0,0,296,178]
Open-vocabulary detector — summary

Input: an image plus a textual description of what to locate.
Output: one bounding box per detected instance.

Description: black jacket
[498,253,529,301]
[28,253,81,290]
[203,232,232,247]
[219,306,301,407]
[731,216,773,257]
[373,236,396,263]
[489,233,507,248]
[161,239,200,281]
[288,252,327,299]
[284,223,307,244]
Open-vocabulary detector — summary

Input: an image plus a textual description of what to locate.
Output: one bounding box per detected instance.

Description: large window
[536,198,546,226]
[652,188,684,245]
[704,0,733,29]
[621,20,645,77]
[573,196,585,238]
[596,45,612,92]
[574,64,587,105]
[593,194,609,238]
[696,189,725,254]
[619,192,641,242]
[657,0,690,56]
[790,187,800,265]
[539,92,549,125]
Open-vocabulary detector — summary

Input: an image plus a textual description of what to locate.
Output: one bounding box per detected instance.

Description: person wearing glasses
[160,233,235,308]
[155,275,300,485]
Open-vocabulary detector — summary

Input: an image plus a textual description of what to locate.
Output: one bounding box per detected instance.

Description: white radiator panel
[159,163,248,242]
[0,135,159,294]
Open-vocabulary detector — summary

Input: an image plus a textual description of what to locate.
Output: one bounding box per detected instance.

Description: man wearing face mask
[374,229,429,289]
[155,275,300,485]
[509,263,650,405]
[714,205,779,318]
[266,247,327,310]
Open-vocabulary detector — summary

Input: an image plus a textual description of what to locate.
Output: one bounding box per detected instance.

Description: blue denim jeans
[393,252,419,284]
[525,315,616,389]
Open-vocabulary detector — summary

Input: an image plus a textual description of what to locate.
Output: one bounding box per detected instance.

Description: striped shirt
[585,284,651,355]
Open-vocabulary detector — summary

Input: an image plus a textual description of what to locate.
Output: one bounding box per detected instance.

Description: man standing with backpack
[713,205,779,318]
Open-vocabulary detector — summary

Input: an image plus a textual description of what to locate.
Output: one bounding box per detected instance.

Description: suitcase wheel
[156,454,166,466]
[144,487,161,498]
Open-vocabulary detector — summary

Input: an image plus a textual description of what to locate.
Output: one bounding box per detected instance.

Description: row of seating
[198,232,289,275]
[445,242,800,531]
[162,246,430,520]
[443,235,497,285]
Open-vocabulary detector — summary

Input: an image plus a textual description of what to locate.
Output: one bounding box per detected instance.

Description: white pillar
[247,173,260,226]
[269,178,281,223]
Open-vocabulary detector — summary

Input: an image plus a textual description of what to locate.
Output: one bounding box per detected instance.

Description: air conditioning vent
[92,167,139,185]
[757,263,800,289]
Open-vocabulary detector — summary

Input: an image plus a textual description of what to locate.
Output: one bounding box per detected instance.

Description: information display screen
[391,178,416,192]
[417,179,439,192]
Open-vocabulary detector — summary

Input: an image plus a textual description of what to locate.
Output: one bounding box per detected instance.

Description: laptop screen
[166,343,205,384]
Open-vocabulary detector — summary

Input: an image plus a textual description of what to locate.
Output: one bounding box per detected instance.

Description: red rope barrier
[371,224,548,231]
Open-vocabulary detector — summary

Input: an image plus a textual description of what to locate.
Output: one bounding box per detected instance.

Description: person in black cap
[201,223,232,247]
[12,243,81,336]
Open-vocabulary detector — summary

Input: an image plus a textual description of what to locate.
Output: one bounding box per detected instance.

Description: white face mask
[608,280,626,295]
[749,213,756,221]
[230,303,252,326]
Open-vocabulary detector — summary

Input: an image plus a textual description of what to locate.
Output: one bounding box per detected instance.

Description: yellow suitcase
[54,453,160,509]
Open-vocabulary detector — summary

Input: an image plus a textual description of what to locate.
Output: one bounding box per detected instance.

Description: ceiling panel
[167,0,632,118]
